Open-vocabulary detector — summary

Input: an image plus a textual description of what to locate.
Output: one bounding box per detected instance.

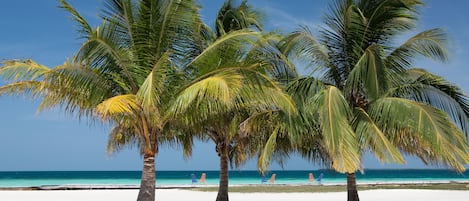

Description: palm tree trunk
[216,143,229,201]
[137,153,156,201]
[347,172,359,201]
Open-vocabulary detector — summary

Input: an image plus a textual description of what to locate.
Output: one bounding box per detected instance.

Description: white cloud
[257,4,320,32]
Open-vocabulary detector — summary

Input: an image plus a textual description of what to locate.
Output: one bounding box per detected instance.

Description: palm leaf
[312,86,360,173]
[96,94,140,120]
[281,27,330,75]
[369,97,469,172]
[0,81,45,99]
[186,30,261,74]
[388,69,469,137]
[59,0,92,39]
[170,71,243,116]
[0,60,50,82]
[137,52,173,112]
[346,44,386,101]
[353,107,404,163]
[386,29,448,71]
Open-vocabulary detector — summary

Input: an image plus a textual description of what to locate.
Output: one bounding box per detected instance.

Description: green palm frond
[186,30,261,74]
[257,127,279,173]
[107,125,143,155]
[388,69,469,136]
[215,0,264,37]
[136,0,202,62]
[346,44,387,101]
[369,97,469,171]
[59,0,92,39]
[245,33,299,83]
[353,107,404,163]
[174,71,243,112]
[101,0,136,44]
[281,26,329,75]
[386,29,448,71]
[312,86,360,173]
[286,77,327,105]
[38,62,111,111]
[356,0,422,46]
[137,52,173,112]
[75,21,136,92]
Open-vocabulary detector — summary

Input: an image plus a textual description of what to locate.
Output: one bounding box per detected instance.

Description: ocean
[0,170,468,187]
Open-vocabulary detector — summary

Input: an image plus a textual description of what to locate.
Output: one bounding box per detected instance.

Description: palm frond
[107,125,142,155]
[388,69,469,137]
[170,71,243,117]
[245,33,299,83]
[136,52,173,112]
[96,94,140,120]
[0,60,50,82]
[369,97,469,172]
[281,27,330,75]
[286,77,327,105]
[312,86,360,173]
[0,81,45,99]
[59,0,93,39]
[353,107,404,163]
[346,44,386,101]
[186,30,261,74]
[386,28,448,71]
[356,0,422,46]
[257,127,279,173]
[35,62,112,118]
[136,0,202,63]
[215,0,264,37]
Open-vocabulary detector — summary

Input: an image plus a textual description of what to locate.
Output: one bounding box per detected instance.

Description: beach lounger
[269,174,276,184]
[199,173,206,184]
[317,173,324,185]
[261,175,268,183]
[191,173,198,184]
[308,172,315,183]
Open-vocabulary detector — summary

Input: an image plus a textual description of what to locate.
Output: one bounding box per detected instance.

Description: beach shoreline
[0,189,468,201]
[1,181,468,191]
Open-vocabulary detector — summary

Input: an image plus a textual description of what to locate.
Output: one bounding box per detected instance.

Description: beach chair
[191,173,198,184]
[269,174,276,184]
[199,173,206,184]
[308,172,315,183]
[317,173,324,185]
[261,175,268,183]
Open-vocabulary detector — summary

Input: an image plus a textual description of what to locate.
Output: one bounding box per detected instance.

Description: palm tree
[251,1,469,201]
[168,1,296,201]
[0,1,204,201]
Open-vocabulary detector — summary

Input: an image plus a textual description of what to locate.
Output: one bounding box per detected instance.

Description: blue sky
[0,0,468,171]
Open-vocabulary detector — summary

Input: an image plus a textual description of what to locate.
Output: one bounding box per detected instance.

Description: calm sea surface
[0,170,468,187]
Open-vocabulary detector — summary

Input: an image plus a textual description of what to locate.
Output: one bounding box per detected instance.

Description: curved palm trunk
[347,172,359,201]
[216,142,229,201]
[137,153,156,201]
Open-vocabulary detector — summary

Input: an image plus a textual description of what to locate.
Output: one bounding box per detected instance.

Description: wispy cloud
[258,5,320,32]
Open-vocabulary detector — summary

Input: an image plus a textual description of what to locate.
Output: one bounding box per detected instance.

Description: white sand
[0,189,468,201]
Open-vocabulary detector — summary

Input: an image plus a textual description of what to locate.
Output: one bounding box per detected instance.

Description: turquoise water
[0,170,468,187]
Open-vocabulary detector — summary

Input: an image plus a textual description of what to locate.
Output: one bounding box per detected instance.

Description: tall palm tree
[251,1,469,201]
[168,1,296,201]
[0,1,204,201]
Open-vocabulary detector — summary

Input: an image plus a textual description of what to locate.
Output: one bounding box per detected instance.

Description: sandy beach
[0,189,468,201]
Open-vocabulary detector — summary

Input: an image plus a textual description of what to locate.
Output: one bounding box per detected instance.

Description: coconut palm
[168,1,296,201]
[251,1,469,201]
[0,0,205,201]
